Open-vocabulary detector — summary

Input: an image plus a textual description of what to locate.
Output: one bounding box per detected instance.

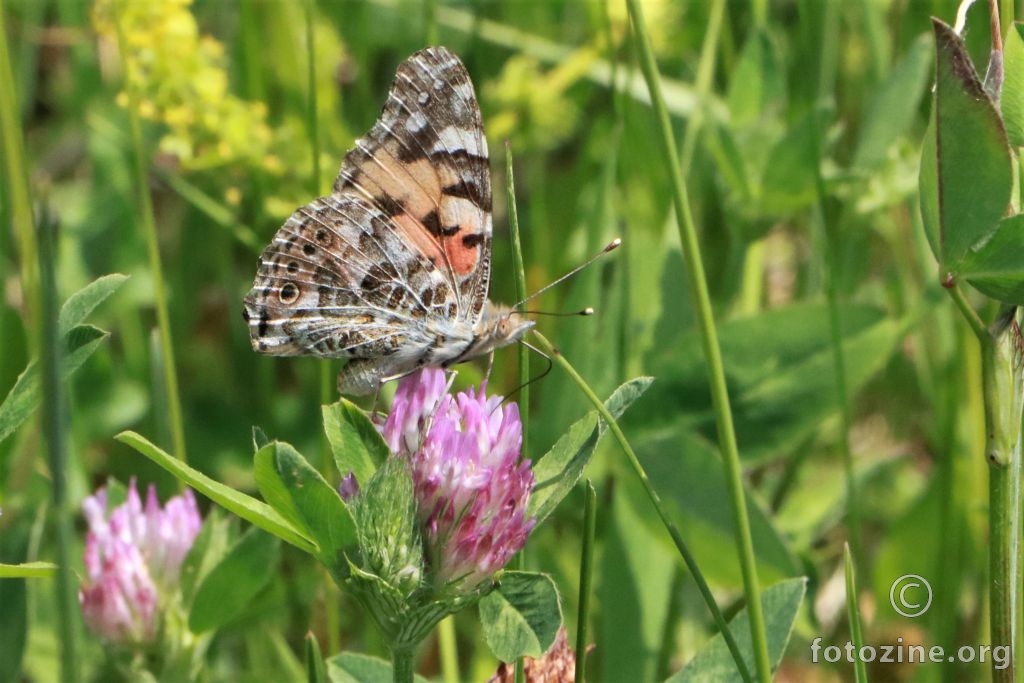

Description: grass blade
[625,1,770,680]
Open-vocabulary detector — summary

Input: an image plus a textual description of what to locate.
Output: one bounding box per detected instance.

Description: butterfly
[243,46,534,395]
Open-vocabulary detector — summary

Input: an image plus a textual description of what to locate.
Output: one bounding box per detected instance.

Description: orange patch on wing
[441,237,480,276]
[350,136,487,280]
[440,224,483,277]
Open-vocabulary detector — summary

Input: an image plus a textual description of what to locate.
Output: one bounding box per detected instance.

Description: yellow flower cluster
[92,0,275,172]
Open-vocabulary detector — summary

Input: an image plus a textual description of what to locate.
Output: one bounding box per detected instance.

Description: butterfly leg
[369,386,383,421]
[483,350,496,385]
[443,368,458,394]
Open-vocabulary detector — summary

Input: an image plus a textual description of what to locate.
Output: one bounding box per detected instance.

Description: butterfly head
[467,301,535,357]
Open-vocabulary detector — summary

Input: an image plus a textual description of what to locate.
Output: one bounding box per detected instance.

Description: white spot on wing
[433,126,481,156]
[406,111,428,133]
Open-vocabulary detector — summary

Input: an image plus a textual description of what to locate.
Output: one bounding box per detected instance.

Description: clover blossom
[381,368,536,590]
[488,627,584,683]
[79,480,201,644]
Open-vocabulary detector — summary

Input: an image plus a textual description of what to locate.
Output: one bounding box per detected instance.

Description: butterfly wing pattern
[243,47,533,395]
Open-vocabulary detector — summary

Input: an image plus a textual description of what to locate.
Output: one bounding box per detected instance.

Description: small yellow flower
[92,0,285,175]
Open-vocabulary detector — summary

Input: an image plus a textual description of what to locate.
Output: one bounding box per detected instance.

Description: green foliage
[0,567,28,683]
[189,527,280,633]
[325,653,430,683]
[529,377,651,524]
[927,20,1014,282]
[646,302,905,462]
[667,578,806,682]
[253,441,357,569]
[1001,24,1024,147]
[118,431,316,553]
[305,631,327,683]
[0,274,126,445]
[852,34,933,172]
[479,571,562,661]
[322,399,389,488]
[7,0,1024,680]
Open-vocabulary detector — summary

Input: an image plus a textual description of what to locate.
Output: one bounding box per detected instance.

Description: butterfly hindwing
[244,195,459,358]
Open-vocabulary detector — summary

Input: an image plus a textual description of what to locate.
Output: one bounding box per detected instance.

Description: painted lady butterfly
[243,47,533,395]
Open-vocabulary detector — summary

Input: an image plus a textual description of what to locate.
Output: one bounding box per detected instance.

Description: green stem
[843,544,868,683]
[989,462,1014,682]
[114,12,187,463]
[304,0,321,198]
[574,480,597,683]
[0,0,38,342]
[625,2,771,681]
[749,0,768,30]
[303,0,333,466]
[38,207,80,683]
[423,0,438,46]
[323,577,340,663]
[856,0,889,82]
[533,332,752,683]
[391,647,415,683]
[437,617,458,683]
[981,322,1020,683]
[679,0,725,175]
[505,139,529,683]
[155,169,263,252]
[810,100,862,567]
[948,285,988,339]
[506,143,530,441]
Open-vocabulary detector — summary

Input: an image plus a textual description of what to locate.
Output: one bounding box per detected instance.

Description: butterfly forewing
[333,46,492,322]
[244,47,503,393]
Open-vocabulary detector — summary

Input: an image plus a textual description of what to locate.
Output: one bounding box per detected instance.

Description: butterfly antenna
[513,238,621,309]
[499,338,555,408]
[523,307,595,317]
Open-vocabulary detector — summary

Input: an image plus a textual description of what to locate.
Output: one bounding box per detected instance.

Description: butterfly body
[243,47,532,395]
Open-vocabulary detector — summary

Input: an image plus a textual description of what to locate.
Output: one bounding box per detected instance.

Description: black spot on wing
[421,209,442,236]
[434,149,491,212]
[443,180,491,212]
[461,233,485,249]
[376,193,405,217]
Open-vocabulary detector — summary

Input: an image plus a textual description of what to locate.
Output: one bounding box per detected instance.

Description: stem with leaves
[532,332,752,683]
[625,1,771,680]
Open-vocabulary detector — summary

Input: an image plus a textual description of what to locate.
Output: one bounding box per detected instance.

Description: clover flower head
[79,479,201,644]
[381,368,536,590]
[488,627,584,683]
